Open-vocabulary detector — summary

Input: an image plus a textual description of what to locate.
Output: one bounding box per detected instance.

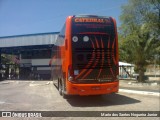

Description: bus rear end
[66,15,119,96]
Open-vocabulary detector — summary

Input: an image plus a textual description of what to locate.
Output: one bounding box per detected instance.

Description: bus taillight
[68,64,74,81]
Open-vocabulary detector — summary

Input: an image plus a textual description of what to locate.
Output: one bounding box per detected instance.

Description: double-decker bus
[51,15,119,97]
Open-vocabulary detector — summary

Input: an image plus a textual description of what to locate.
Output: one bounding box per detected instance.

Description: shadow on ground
[65,93,140,107]
[53,83,141,107]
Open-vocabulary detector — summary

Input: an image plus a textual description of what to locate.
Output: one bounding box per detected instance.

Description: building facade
[0,32,59,80]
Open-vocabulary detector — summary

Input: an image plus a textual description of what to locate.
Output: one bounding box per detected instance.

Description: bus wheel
[62,89,67,98]
[61,80,68,99]
[58,79,62,96]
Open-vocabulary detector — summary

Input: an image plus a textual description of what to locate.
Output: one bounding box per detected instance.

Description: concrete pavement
[119,79,160,96]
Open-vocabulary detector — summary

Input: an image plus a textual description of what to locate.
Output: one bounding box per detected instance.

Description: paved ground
[0,80,159,120]
[119,79,160,92]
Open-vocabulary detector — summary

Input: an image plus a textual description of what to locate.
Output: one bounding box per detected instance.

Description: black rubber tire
[61,79,68,99]
[58,79,62,96]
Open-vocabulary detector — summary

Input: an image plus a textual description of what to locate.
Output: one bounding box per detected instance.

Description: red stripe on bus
[112,38,116,64]
[107,37,114,77]
[75,38,95,79]
[97,37,104,78]
[81,36,99,79]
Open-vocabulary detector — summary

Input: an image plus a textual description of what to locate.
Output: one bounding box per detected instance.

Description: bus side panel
[61,46,65,78]
[65,16,73,93]
[110,17,119,93]
[111,17,119,77]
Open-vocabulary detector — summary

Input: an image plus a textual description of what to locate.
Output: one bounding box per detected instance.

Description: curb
[119,89,160,96]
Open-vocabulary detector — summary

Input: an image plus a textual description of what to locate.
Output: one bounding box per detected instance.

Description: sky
[0,0,128,37]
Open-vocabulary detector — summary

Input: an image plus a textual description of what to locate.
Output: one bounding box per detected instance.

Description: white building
[0,32,59,80]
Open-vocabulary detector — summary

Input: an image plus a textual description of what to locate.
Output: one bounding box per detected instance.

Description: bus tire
[58,78,62,96]
[62,91,67,98]
[62,88,68,99]
[61,79,68,99]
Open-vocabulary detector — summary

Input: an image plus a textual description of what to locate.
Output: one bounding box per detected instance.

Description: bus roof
[73,14,110,18]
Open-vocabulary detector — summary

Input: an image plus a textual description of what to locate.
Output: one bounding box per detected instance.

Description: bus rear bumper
[66,81,119,96]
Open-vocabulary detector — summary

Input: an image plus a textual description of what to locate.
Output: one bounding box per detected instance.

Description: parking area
[0,80,159,120]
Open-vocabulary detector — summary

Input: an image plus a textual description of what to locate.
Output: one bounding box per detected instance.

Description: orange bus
[51,15,119,97]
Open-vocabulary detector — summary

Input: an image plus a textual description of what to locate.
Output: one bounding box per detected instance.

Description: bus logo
[75,18,104,23]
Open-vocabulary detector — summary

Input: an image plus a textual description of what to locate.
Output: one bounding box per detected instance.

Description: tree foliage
[1,54,12,64]
[119,0,160,82]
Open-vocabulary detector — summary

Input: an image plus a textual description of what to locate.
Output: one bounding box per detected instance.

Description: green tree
[1,54,14,64]
[119,0,160,82]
